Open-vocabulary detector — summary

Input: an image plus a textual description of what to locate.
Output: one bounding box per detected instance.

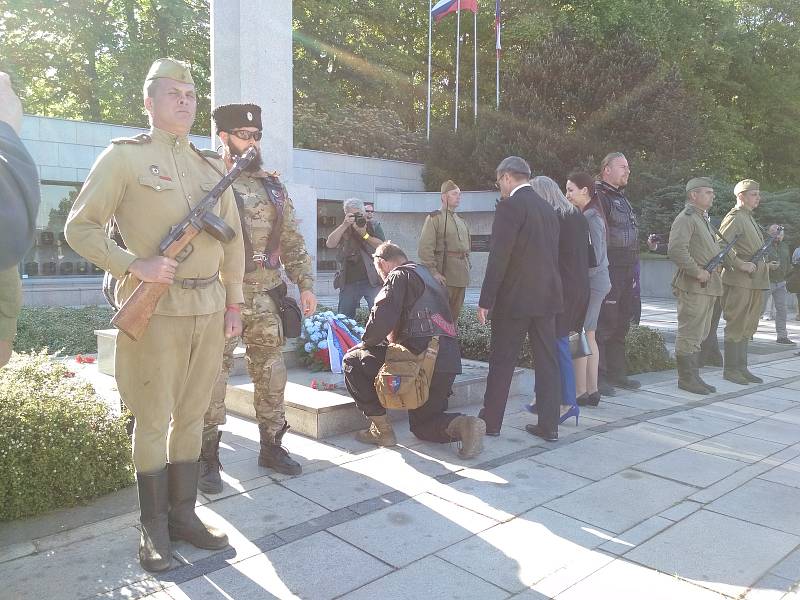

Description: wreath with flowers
[299,311,365,371]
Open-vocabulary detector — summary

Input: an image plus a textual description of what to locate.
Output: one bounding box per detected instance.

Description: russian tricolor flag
[431,0,478,23]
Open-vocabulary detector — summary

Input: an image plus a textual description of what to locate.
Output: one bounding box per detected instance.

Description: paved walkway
[1,298,800,599]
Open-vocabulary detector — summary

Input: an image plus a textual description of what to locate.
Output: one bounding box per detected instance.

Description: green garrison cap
[686,177,714,192]
[734,179,759,195]
[145,58,194,85]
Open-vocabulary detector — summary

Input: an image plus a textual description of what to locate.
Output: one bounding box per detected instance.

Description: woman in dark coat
[529,176,590,424]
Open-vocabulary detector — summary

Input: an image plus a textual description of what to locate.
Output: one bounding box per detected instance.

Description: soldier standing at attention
[418,180,471,321]
[719,179,771,385]
[198,103,317,493]
[65,59,245,572]
[666,178,754,394]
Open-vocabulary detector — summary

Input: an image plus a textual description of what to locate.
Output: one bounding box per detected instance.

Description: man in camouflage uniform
[418,180,471,321]
[666,178,754,394]
[199,103,316,493]
[719,179,773,385]
[65,59,243,572]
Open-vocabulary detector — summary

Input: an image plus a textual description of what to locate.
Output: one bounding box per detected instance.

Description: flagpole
[495,0,500,110]
[426,0,432,140]
[454,0,461,131]
[473,7,477,123]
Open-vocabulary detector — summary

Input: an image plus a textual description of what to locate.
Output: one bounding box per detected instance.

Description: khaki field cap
[441,180,459,194]
[145,58,194,85]
[686,177,714,193]
[734,179,759,195]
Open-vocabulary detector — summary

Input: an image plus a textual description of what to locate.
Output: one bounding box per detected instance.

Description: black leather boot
[259,422,302,476]
[136,467,171,572]
[739,341,763,383]
[723,340,749,385]
[691,352,716,393]
[676,353,709,395]
[198,428,223,495]
[167,462,228,550]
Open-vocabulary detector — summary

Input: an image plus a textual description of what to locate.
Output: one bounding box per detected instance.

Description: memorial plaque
[470,235,491,252]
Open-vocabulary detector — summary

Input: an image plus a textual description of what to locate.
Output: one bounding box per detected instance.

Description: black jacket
[479,185,563,318]
[0,121,41,269]
[556,210,591,336]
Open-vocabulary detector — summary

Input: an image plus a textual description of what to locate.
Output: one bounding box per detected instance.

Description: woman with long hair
[565,171,612,407]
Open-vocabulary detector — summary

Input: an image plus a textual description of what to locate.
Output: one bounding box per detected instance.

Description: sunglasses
[228,129,263,141]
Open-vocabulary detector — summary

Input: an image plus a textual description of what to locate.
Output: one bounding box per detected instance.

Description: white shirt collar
[510,182,532,197]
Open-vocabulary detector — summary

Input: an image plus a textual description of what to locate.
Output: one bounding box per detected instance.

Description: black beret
[212,103,262,132]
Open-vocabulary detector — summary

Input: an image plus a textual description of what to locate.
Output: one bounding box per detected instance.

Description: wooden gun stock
[110,222,201,341]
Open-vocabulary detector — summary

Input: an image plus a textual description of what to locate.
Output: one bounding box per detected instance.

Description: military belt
[175,272,219,289]
[435,250,468,257]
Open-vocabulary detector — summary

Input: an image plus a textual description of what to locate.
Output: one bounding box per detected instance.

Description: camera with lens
[353,213,367,228]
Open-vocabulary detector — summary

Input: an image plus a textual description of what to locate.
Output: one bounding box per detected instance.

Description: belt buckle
[181,278,195,290]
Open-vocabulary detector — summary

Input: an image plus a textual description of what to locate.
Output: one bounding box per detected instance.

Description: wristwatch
[362,232,370,240]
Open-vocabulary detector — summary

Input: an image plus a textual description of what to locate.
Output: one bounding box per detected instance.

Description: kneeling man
[343,241,485,458]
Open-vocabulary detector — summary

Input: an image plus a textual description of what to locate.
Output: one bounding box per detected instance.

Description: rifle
[700,233,740,288]
[750,225,783,267]
[111,147,257,341]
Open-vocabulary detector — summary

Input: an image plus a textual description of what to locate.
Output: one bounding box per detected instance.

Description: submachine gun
[111,147,257,341]
[749,225,784,268]
[700,233,740,288]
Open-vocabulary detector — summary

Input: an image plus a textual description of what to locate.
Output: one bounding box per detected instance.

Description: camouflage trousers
[204,286,287,442]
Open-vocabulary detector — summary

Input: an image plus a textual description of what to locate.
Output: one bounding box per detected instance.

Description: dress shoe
[577,391,600,407]
[777,337,797,345]
[598,380,616,397]
[608,375,641,390]
[525,424,558,442]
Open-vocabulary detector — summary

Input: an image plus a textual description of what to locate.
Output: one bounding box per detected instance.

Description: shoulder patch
[111,133,151,145]
[429,209,442,217]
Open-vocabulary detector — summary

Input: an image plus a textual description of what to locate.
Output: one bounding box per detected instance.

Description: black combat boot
[698,344,724,368]
[136,467,172,572]
[259,422,302,476]
[676,353,709,395]
[723,340,749,385]
[691,352,716,393]
[167,462,229,550]
[739,341,763,383]
[198,428,223,495]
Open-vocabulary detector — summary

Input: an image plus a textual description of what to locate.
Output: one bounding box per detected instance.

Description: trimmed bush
[625,325,675,375]
[14,306,113,355]
[458,307,533,367]
[0,351,134,521]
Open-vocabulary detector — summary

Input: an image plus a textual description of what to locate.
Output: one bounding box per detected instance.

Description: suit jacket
[479,185,563,318]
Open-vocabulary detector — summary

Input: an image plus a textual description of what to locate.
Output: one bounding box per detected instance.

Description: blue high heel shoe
[559,405,579,426]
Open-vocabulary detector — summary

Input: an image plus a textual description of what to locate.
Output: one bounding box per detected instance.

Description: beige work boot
[354,414,397,446]
[446,415,486,459]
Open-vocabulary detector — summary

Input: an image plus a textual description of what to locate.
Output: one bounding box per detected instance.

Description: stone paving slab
[328,492,498,568]
[759,457,800,489]
[635,447,748,488]
[706,478,800,536]
[625,509,800,598]
[688,431,788,464]
[733,418,800,446]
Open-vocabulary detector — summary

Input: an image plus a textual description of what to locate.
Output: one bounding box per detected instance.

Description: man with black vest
[342,241,485,459]
[198,103,317,493]
[594,152,641,395]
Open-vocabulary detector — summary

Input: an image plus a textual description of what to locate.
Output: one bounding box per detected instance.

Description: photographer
[326,198,385,317]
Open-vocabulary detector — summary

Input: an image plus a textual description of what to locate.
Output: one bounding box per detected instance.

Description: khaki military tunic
[418,209,471,319]
[64,127,245,472]
[205,171,314,440]
[667,204,743,354]
[719,205,768,342]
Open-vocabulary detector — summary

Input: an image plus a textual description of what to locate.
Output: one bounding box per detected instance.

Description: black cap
[212,103,262,133]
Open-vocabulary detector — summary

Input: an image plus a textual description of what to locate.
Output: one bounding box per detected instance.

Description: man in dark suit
[477,157,563,441]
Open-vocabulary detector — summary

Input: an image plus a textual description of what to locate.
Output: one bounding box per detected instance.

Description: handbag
[266,282,303,338]
[786,266,800,294]
[374,337,440,410]
[569,329,592,359]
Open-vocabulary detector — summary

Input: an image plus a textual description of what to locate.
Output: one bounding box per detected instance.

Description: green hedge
[0,351,133,521]
[14,306,113,355]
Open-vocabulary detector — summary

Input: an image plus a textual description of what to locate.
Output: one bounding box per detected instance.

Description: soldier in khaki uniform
[65,59,245,572]
[418,180,471,320]
[667,178,753,394]
[198,103,317,493]
[719,179,774,385]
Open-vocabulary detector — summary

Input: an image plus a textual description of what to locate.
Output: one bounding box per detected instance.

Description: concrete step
[226,360,530,439]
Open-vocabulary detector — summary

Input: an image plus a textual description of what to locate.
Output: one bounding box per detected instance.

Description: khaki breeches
[115,312,224,473]
[447,286,466,322]
[722,285,765,343]
[0,267,22,341]
[674,289,716,355]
